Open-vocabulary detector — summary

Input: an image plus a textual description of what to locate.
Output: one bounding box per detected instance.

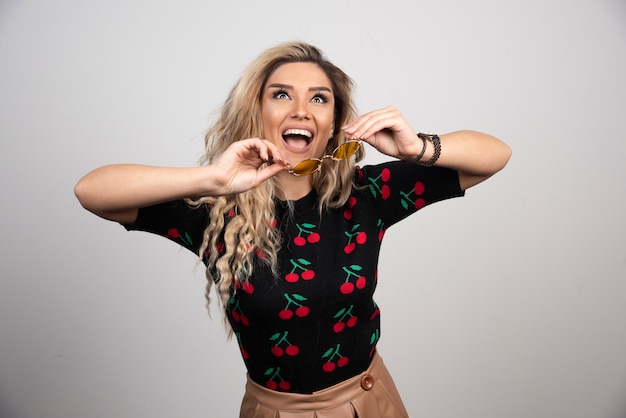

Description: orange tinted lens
[332,141,361,160]
[292,159,321,176]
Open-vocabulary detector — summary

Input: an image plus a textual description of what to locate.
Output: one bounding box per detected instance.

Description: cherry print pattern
[235,332,249,361]
[339,265,367,294]
[322,344,350,372]
[166,227,193,247]
[376,219,386,242]
[368,167,391,200]
[293,223,320,246]
[229,297,250,326]
[269,331,300,357]
[343,224,367,254]
[285,258,315,282]
[126,162,464,393]
[264,367,291,391]
[333,305,358,333]
[343,196,358,220]
[278,293,311,320]
[400,181,426,210]
[233,278,255,294]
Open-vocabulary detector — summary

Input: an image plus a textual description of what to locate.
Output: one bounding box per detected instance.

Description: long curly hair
[190,41,363,330]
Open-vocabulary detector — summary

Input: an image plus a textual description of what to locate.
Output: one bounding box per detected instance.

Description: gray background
[1,0,625,417]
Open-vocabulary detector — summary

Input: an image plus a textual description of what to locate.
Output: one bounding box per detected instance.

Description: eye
[311,93,330,104]
[272,90,290,100]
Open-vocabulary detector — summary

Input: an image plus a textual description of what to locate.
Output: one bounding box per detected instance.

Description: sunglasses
[288,140,362,176]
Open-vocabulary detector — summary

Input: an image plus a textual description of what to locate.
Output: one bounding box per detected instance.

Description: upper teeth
[283,129,312,137]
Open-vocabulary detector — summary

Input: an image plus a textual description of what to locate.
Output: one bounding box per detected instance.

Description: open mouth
[282,128,313,151]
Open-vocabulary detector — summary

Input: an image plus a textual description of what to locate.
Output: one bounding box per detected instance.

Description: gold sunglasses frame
[287,140,362,176]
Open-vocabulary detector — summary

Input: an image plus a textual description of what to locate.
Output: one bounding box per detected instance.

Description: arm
[424,130,512,190]
[74,138,290,224]
[342,106,511,190]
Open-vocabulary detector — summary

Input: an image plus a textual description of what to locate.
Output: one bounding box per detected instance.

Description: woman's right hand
[210,138,290,195]
[74,138,289,224]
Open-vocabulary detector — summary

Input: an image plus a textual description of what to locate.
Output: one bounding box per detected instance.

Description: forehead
[265,62,333,90]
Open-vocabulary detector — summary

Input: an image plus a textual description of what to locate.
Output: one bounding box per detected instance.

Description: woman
[75,41,511,417]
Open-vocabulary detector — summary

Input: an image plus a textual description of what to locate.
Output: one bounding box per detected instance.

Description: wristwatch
[417,132,441,167]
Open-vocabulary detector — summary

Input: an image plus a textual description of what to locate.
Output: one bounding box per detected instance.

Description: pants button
[360,374,375,391]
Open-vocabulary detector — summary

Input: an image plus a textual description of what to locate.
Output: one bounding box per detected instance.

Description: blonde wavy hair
[190,41,363,328]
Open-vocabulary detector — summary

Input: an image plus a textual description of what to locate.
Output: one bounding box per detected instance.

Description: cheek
[261,106,282,134]
[318,111,335,137]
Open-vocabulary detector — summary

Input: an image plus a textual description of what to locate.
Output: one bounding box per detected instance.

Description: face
[261,62,335,168]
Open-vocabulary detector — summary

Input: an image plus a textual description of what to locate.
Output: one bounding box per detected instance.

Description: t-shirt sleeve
[357,161,464,227]
[122,200,209,257]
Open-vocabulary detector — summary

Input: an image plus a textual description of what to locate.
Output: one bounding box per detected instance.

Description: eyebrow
[267,83,332,93]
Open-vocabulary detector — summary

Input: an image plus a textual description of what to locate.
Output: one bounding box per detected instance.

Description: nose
[291,98,310,119]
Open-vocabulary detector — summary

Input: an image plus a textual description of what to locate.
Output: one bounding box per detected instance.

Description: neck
[275,172,313,201]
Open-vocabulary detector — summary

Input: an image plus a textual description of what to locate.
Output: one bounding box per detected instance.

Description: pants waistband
[244,351,384,410]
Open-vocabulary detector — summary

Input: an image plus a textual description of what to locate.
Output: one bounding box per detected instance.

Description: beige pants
[239,351,409,417]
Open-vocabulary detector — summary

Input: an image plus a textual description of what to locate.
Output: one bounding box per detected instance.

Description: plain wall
[1,0,625,417]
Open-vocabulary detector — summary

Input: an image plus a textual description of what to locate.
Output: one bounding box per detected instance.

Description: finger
[347,112,402,140]
[254,160,289,184]
[344,106,398,129]
[261,139,291,166]
[240,138,285,166]
[342,107,399,138]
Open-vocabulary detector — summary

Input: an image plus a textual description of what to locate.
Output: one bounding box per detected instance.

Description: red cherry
[340,282,355,294]
[301,270,315,280]
[346,316,358,328]
[381,168,391,182]
[349,196,357,208]
[337,356,349,368]
[285,345,300,356]
[241,281,254,294]
[266,380,278,390]
[307,232,320,243]
[285,273,299,283]
[240,314,249,326]
[293,236,306,246]
[381,184,390,200]
[231,310,240,322]
[240,347,249,360]
[344,242,356,254]
[370,308,380,320]
[333,321,346,333]
[295,306,310,317]
[279,309,293,320]
[322,361,336,373]
[378,230,385,242]
[343,209,353,220]
[415,198,426,209]
[271,346,284,357]
[167,228,179,239]
[356,276,366,289]
[414,181,425,195]
[278,381,291,391]
[356,231,367,244]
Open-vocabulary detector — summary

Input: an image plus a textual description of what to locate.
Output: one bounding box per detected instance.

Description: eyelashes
[312,92,330,103]
[272,89,290,100]
[271,89,330,104]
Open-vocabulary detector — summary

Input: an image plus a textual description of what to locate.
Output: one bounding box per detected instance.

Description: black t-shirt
[125,161,464,393]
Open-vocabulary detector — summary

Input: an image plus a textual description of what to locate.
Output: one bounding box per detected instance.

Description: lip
[281,125,315,154]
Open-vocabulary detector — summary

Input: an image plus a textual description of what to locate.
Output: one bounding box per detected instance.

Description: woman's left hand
[342,106,421,160]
